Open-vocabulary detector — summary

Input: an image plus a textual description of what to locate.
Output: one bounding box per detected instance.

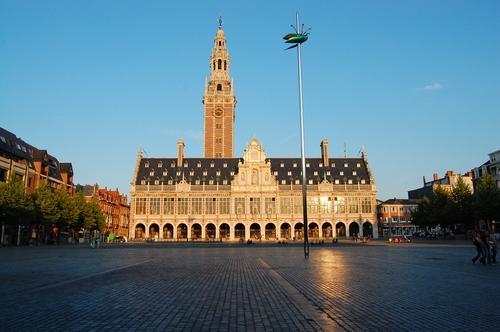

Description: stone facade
[129,22,378,241]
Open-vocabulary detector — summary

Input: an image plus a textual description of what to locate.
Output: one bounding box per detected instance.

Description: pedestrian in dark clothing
[480,233,490,264]
[472,232,484,264]
[489,234,497,264]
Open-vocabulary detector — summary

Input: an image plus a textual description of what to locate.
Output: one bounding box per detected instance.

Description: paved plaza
[0,242,499,331]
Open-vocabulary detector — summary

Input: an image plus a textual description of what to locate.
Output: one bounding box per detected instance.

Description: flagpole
[296,12,309,259]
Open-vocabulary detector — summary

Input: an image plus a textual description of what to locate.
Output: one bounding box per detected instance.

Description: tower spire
[218,16,223,29]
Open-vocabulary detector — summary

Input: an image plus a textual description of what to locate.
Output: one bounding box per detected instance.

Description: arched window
[219,41,221,46]
[218,59,222,70]
[224,61,227,70]
[213,61,215,70]
[217,84,222,91]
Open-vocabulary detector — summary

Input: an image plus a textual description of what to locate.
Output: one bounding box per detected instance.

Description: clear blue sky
[1,0,499,200]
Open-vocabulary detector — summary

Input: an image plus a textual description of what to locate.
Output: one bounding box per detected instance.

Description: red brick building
[79,184,130,238]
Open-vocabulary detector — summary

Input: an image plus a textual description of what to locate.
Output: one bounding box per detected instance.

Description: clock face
[214,109,223,117]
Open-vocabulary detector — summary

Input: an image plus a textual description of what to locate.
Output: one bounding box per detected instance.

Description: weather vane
[283,20,310,50]
[218,16,223,28]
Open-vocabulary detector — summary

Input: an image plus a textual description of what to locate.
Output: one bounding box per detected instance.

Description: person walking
[480,232,490,264]
[472,232,484,264]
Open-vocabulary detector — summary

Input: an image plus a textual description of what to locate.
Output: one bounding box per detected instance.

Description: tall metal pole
[296,12,309,258]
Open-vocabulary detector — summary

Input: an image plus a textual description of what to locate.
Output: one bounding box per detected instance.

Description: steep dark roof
[381,198,419,205]
[59,163,73,175]
[135,157,371,186]
[0,127,34,161]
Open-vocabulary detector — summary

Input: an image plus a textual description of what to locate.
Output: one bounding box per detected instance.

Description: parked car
[388,235,411,244]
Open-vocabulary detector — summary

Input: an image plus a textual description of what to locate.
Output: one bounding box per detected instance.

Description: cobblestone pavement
[0,243,499,331]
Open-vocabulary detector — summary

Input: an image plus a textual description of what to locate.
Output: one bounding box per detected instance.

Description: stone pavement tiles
[0,244,499,331]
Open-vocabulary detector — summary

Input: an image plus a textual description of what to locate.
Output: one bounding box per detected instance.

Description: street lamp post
[284,12,311,258]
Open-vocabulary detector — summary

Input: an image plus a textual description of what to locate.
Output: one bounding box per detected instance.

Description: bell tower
[203,17,237,158]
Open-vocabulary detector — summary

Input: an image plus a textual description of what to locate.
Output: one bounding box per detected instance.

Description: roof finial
[218,16,223,29]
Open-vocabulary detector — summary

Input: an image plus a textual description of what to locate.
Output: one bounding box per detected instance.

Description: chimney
[433,173,439,181]
[320,139,329,166]
[446,170,453,178]
[177,139,185,166]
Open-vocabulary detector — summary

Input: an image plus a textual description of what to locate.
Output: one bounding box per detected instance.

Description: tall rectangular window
[191,197,203,215]
[250,197,260,215]
[135,198,147,215]
[235,197,245,215]
[178,198,189,215]
[219,197,230,214]
[361,197,372,213]
[163,198,174,215]
[334,197,345,214]
[348,197,359,213]
[293,197,303,214]
[264,197,276,215]
[205,198,216,215]
[280,197,292,215]
[307,197,319,214]
[320,196,332,214]
[150,197,161,215]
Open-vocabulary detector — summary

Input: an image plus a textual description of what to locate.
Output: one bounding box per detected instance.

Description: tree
[474,174,500,231]
[32,183,60,225]
[0,174,34,226]
[448,177,474,231]
[412,185,451,231]
[82,201,105,232]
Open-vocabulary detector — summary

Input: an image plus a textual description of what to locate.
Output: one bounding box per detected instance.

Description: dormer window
[348,179,353,184]
[184,162,188,167]
[295,179,300,184]
[145,162,149,168]
[344,163,348,168]
[281,180,286,184]
[216,171,221,176]
[203,171,208,176]
[280,163,284,168]
[361,179,366,184]
[209,180,214,185]
[149,171,154,176]
[210,162,215,168]
[313,171,318,176]
[306,163,310,168]
[195,179,200,185]
[223,163,227,168]
[326,171,331,176]
[293,163,297,168]
[308,179,313,184]
[230,171,235,176]
[154,180,159,185]
[357,163,361,168]
[353,171,357,176]
[197,162,201,168]
[189,171,194,176]
[158,162,162,168]
[163,171,168,176]
[168,180,173,185]
[331,163,335,168]
[287,171,292,176]
[340,171,344,176]
[171,162,176,168]
[223,179,228,185]
[274,171,278,176]
[319,163,323,168]
[176,171,181,176]
[334,179,340,184]
[141,180,146,185]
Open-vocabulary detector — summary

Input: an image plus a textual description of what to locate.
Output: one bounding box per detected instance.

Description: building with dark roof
[408,170,473,200]
[129,22,378,241]
[0,127,74,195]
[471,150,500,189]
